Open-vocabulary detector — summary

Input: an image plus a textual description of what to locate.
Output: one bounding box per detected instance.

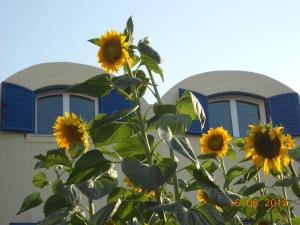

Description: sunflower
[123,176,155,197]
[197,189,221,210]
[97,30,131,73]
[200,127,232,158]
[53,112,89,151]
[245,124,293,174]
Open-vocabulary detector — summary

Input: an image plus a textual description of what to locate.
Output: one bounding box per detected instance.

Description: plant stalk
[169,147,180,200]
[280,173,293,225]
[147,67,163,105]
[88,198,95,219]
[125,61,166,223]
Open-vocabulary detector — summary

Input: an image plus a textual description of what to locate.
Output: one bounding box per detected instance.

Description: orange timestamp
[232,198,289,208]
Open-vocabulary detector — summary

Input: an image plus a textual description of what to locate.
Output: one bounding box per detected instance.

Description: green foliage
[67,74,111,97]
[289,146,300,163]
[34,149,72,169]
[67,150,112,184]
[17,192,43,215]
[89,120,133,147]
[121,157,177,190]
[32,172,49,188]
[90,200,121,225]
[176,90,206,129]
[18,16,300,225]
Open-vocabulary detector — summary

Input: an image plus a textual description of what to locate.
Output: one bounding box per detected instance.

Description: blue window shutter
[1,82,35,133]
[179,88,209,134]
[266,92,300,135]
[99,90,134,114]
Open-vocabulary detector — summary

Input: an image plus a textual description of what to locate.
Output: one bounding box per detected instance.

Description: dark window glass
[208,101,233,134]
[237,101,260,137]
[70,95,95,122]
[37,95,63,134]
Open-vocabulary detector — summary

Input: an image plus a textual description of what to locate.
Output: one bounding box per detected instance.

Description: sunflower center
[253,132,281,159]
[64,124,82,144]
[207,135,224,151]
[102,39,122,64]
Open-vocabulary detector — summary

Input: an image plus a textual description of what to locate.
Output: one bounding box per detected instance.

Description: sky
[1,0,300,103]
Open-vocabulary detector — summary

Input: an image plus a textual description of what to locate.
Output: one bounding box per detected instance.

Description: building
[1,62,299,224]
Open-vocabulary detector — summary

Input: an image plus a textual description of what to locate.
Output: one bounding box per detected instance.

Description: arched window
[36,92,98,135]
[208,95,266,137]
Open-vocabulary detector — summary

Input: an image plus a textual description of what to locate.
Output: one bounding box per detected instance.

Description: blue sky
[1,0,300,103]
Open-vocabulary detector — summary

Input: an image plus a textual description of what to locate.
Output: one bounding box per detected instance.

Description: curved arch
[161,70,295,104]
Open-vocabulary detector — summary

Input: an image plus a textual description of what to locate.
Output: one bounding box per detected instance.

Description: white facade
[1,63,299,224]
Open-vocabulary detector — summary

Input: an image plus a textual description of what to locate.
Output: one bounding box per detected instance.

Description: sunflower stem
[169,147,180,200]
[255,171,265,196]
[280,172,293,225]
[146,66,180,201]
[219,157,227,177]
[125,61,166,223]
[147,67,163,105]
[88,198,95,219]
[289,161,297,177]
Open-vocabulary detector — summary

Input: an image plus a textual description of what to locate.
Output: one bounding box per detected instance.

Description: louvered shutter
[266,92,300,135]
[179,88,209,134]
[99,90,134,114]
[1,82,35,133]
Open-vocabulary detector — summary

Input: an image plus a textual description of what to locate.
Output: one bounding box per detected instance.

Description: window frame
[208,95,266,137]
[35,91,98,135]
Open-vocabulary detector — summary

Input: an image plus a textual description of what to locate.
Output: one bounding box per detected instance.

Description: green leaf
[292,183,300,199]
[34,149,72,169]
[240,182,265,196]
[135,70,148,97]
[32,172,49,188]
[138,38,162,64]
[90,200,121,225]
[193,169,233,206]
[107,187,132,203]
[202,160,218,174]
[232,138,245,148]
[121,157,177,190]
[51,179,77,205]
[227,148,237,161]
[69,143,85,159]
[66,74,111,97]
[239,197,256,218]
[39,208,69,225]
[70,212,88,225]
[92,106,137,126]
[197,153,218,161]
[88,38,100,46]
[67,150,112,184]
[89,120,133,147]
[44,194,72,217]
[273,177,300,187]
[113,76,142,89]
[151,114,192,134]
[112,134,147,158]
[140,54,164,81]
[17,192,43,215]
[292,217,300,224]
[158,126,199,166]
[289,146,300,163]
[126,16,134,34]
[176,90,206,129]
[234,165,258,185]
[153,104,178,116]
[224,166,247,188]
[77,173,118,200]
